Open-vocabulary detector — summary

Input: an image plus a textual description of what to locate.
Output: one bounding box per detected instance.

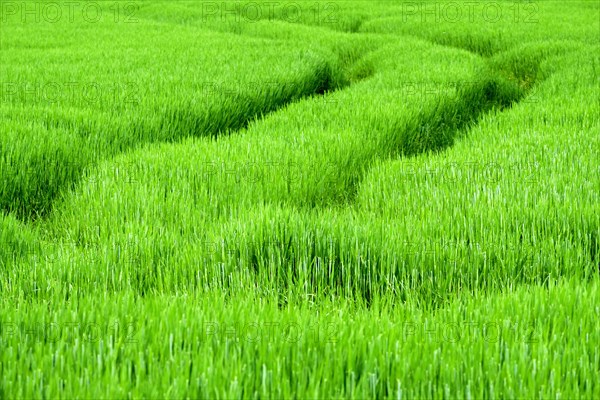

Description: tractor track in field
[6,13,531,222]
[194,15,547,210]
[313,40,544,209]
[219,37,567,307]
[8,20,580,307]
[1,45,375,222]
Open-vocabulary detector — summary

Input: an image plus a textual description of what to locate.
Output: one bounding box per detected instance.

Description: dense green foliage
[1,0,599,398]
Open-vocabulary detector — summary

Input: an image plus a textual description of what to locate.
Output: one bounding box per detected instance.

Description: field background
[1,0,599,398]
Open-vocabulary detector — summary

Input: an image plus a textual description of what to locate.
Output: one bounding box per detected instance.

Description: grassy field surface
[1,1,599,398]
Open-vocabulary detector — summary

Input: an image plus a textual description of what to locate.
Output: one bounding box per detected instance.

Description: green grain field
[1,0,599,398]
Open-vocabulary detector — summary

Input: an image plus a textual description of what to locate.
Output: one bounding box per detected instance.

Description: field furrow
[1,1,599,397]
